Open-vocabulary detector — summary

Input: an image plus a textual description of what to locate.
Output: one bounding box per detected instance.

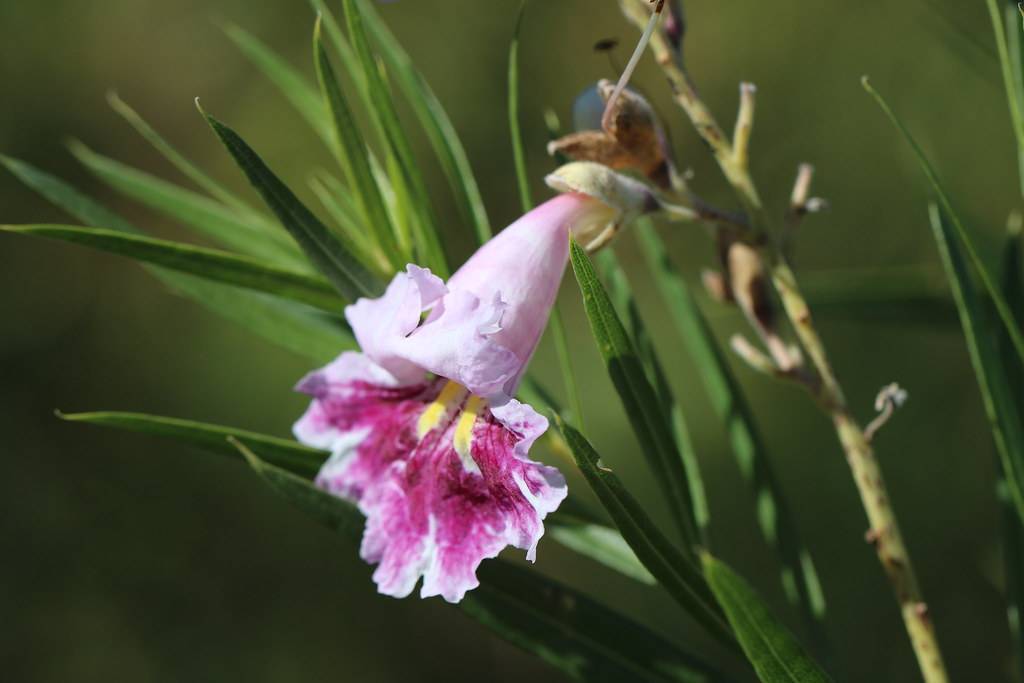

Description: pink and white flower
[293,191,625,603]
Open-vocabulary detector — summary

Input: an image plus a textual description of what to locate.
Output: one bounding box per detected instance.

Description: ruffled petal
[345,268,441,384]
[293,353,567,603]
[345,266,521,398]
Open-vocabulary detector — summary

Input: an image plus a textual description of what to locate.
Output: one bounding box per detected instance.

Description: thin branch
[617,1,949,679]
[864,383,908,443]
[601,1,664,133]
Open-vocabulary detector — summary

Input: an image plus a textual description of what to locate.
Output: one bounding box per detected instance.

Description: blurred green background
[0,0,1017,680]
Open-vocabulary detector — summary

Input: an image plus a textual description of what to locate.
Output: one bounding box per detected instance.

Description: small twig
[864,383,908,443]
[602,1,665,133]
[732,82,756,170]
[790,163,815,209]
[783,163,826,256]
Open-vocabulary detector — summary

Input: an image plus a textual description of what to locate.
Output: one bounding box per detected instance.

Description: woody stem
[617,1,949,680]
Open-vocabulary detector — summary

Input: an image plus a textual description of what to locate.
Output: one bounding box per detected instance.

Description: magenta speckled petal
[294,353,567,603]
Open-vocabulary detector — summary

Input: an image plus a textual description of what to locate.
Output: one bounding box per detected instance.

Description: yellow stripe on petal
[454,394,485,474]
[417,381,468,439]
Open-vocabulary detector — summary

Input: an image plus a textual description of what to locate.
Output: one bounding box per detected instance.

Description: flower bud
[545,161,659,250]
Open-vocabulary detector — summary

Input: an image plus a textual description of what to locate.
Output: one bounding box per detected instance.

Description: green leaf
[702,554,832,683]
[199,104,383,301]
[307,170,381,264]
[929,203,1024,526]
[230,438,729,683]
[1002,2,1024,197]
[59,411,325,478]
[313,17,403,268]
[0,153,136,233]
[569,237,699,547]
[548,519,656,585]
[863,77,1024,366]
[999,473,1024,683]
[1002,219,1024,411]
[467,561,733,683]
[597,248,710,544]
[69,140,305,269]
[1,224,345,313]
[988,0,1024,198]
[346,0,492,243]
[555,417,736,650]
[232,437,365,539]
[1,154,352,363]
[224,22,333,146]
[106,92,262,215]
[508,1,531,214]
[637,223,828,639]
[341,0,449,276]
[167,275,353,363]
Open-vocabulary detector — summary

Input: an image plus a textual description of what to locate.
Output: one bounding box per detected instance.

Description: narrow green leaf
[597,248,710,544]
[508,2,531,213]
[225,19,393,199]
[313,17,403,267]
[988,0,1024,191]
[555,417,736,650]
[232,437,365,538]
[107,92,261,215]
[224,22,333,145]
[308,170,382,265]
[1,155,353,363]
[637,223,828,640]
[60,412,325,478]
[1004,3,1024,197]
[999,474,1024,683]
[863,77,1024,366]
[467,561,733,683]
[168,276,353,363]
[1003,218,1024,410]
[702,554,833,683]
[69,140,305,269]
[199,104,383,301]
[569,237,698,547]
[929,203,1024,525]
[1,224,345,313]
[232,440,733,683]
[341,0,448,276]
[348,0,492,243]
[548,519,656,585]
[0,154,136,233]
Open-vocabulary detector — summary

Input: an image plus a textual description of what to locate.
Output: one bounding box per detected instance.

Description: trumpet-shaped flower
[294,192,624,603]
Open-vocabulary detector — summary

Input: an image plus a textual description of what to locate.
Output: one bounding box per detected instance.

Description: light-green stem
[618,2,949,680]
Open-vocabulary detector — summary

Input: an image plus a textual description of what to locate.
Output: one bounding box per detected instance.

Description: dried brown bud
[727,241,774,333]
[548,80,672,189]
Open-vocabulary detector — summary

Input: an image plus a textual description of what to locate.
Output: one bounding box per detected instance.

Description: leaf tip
[227,435,262,469]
